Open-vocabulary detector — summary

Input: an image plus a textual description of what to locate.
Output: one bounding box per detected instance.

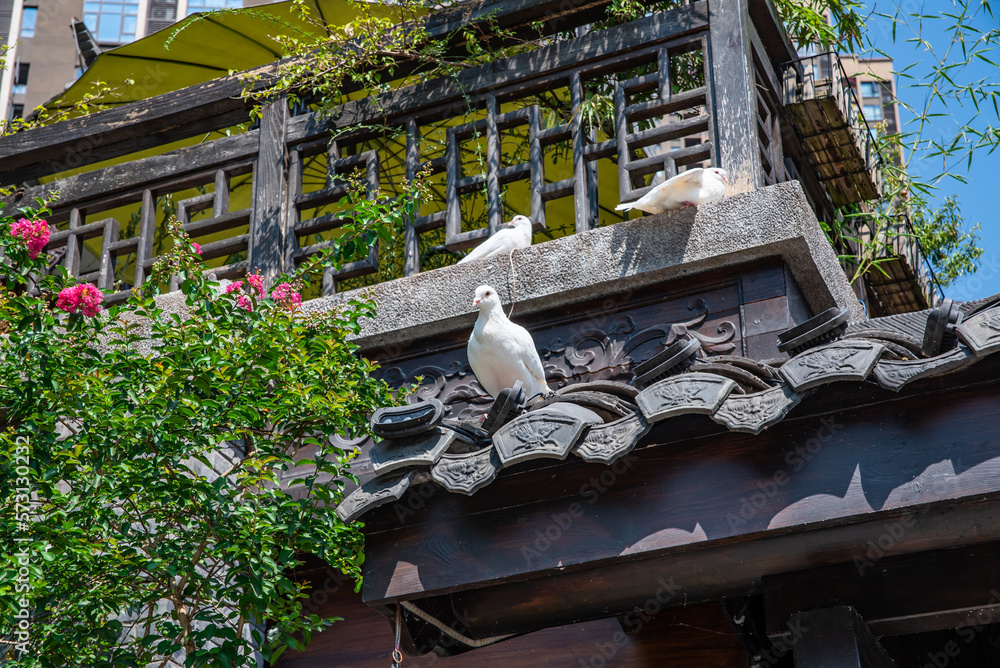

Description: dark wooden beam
[443,496,1000,638]
[249,98,289,283]
[0,73,258,186]
[707,0,762,189]
[764,543,1000,639]
[790,607,896,668]
[2,131,258,219]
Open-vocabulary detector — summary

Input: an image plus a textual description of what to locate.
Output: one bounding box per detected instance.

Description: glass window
[186,0,243,16]
[86,0,142,44]
[863,104,883,122]
[21,7,37,38]
[12,104,24,119]
[13,63,29,95]
[860,81,879,99]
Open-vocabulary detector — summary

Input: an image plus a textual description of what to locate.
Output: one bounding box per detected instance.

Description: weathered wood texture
[359,355,1000,637]
[249,99,289,283]
[277,561,748,667]
[707,0,762,193]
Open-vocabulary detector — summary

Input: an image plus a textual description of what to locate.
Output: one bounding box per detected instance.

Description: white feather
[467,285,551,399]
[615,167,728,214]
[458,215,533,264]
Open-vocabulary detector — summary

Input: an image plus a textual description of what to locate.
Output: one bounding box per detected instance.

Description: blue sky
[862,2,999,302]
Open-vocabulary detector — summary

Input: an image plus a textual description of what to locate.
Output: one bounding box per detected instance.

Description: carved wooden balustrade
[0,0,833,304]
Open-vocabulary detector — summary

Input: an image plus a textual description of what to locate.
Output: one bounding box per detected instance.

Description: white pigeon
[458,215,533,264]
[615,167,728,214]
[467,285,552,400]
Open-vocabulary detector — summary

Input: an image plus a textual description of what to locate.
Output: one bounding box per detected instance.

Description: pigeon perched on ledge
[458,215,534,264]
[467,285,552,400]
[615,167,728,214]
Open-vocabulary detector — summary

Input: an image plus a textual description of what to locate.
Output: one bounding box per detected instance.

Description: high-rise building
[839,54,901,137]
[0,0,271,122]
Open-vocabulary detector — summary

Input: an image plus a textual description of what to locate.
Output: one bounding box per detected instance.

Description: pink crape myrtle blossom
[236,295,253,312]
[270,282,302,310]
[246,273,265,299]
[225,281,244,294]
[192,243,202,255]
[56,283,104,317]
[10,218,50,259]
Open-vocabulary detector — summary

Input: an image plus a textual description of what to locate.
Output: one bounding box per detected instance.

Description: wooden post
[249,97,289,284]
[404,119,420,277]
[707,0,762,193]
[790,607,897,668]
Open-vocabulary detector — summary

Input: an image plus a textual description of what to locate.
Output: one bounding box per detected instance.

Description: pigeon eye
[485,291,491,296]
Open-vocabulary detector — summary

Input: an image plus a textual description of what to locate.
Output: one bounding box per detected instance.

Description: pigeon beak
[721,174,728,183]
[473,298,481,307]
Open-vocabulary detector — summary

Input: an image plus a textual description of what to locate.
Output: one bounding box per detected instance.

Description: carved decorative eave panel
[370,428,456,475]
[957,309,1000,356]
[636,372,737,422]
[431,447,502,495]
[711,384,800,434]
[573,412,650,464]
[873,346,976,392]
[335,298,1000,523]
[779,340,884,392]
[336,470,418,524]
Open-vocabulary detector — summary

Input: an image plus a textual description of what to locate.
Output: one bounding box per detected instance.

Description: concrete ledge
[302,181,860,352]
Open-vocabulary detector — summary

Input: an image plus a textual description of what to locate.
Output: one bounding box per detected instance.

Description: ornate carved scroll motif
[493,411,588,466]
[370,428,457,475]
[431,447,503,495]
[539,299,737,389]
[779,341,885,392]
[957,307,1000,356]
[711,385,801,435]
[573,412,650,464]
[335,470,416,523]
[635,372,737,423]
[873,346,978,392]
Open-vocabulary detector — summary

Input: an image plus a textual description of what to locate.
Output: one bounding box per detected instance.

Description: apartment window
[863,104,883,122]
[186,0,242,16]
[21,6,37,38]
[12,63,29,96]
[11,104,24,119]
[83,1,140,44]
[860,81,879,99]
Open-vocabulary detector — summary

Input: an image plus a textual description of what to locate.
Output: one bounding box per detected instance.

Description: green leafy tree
[0,175,425,666]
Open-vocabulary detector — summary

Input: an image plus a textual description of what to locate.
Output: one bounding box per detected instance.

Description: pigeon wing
[459,229,515,264]
[508,324,549,396]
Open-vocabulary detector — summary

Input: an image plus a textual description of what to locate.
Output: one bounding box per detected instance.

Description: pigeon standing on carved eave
[615,167,728,214]
[458,215,534,264]
[467,285,552,400]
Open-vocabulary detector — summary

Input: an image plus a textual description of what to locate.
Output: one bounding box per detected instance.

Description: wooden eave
[351,297,1000,656]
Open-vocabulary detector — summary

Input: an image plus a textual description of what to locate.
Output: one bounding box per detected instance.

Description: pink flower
[55,283,103,317]
[270,282,302,310]
[236,295,252,312]
[10,218,50,259]
[192,243,202,255]
[225,281,244,294]
[77,284,103,317]
[246,273,265,299]
[56,286,79,312]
